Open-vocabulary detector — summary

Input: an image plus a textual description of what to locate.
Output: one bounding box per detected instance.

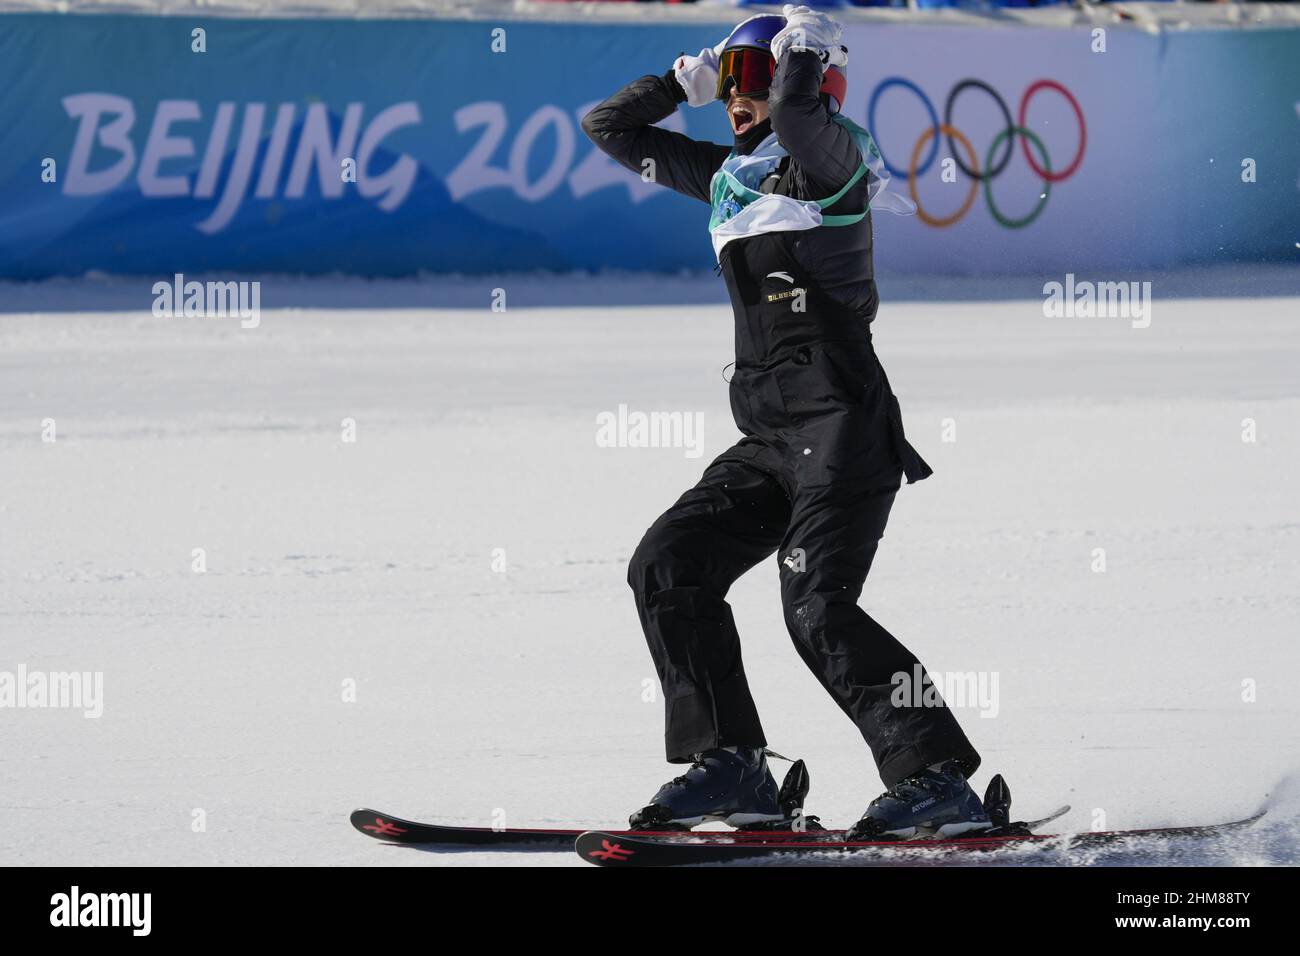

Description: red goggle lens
[716,48,776,101]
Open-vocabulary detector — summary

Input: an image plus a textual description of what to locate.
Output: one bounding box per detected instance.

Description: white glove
[771,4,848,72]
[673,46,721,108]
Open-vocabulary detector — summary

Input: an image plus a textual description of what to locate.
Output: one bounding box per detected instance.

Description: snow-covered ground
[1,277,1297,866]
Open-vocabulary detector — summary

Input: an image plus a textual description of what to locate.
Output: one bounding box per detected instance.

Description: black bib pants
[628,229,981,788]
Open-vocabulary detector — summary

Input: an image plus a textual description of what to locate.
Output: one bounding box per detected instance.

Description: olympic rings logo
[866,77,1087,229]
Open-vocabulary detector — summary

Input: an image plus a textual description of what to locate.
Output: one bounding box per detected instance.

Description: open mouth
[730,105,756,135]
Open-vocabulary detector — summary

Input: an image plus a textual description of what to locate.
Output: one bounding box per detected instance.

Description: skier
[582,6,988,839]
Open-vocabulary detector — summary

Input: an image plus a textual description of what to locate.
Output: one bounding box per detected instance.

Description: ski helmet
[715,14,846,114]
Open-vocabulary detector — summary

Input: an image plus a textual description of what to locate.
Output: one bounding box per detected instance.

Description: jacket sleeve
[767,50,861,200]
[581,71,732,205]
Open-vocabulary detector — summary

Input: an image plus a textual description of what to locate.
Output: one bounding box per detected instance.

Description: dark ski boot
[629,747,785,830]
[849,760,992,840]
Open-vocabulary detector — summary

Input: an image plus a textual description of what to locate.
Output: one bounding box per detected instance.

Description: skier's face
[725,90,769,136]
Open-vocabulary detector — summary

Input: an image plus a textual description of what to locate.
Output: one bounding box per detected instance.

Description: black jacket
[581,49,878,323]
[582,48,933,488]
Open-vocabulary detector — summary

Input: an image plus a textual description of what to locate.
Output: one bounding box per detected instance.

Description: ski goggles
[716,47,776,101]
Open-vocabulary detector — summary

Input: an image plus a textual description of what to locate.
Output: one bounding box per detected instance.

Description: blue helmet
[722,14,786,55]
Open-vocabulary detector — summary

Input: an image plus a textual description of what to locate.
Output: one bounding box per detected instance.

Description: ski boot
[629,747,788,830]
[848,760,992,840]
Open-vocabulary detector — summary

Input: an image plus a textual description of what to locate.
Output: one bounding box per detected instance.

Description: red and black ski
[350,808,831,848]
[574,812,1267,867]
[351,809,594,847]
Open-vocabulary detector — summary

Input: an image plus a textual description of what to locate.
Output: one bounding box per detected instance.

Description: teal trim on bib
[708,114,879,233]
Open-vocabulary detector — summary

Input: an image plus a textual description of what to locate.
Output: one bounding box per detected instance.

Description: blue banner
[0,13,1297,278]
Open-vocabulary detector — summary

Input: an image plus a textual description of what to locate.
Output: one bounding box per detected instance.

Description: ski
[350,808,831,848]
[574,811,1267,867]
[351,809,596,847]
